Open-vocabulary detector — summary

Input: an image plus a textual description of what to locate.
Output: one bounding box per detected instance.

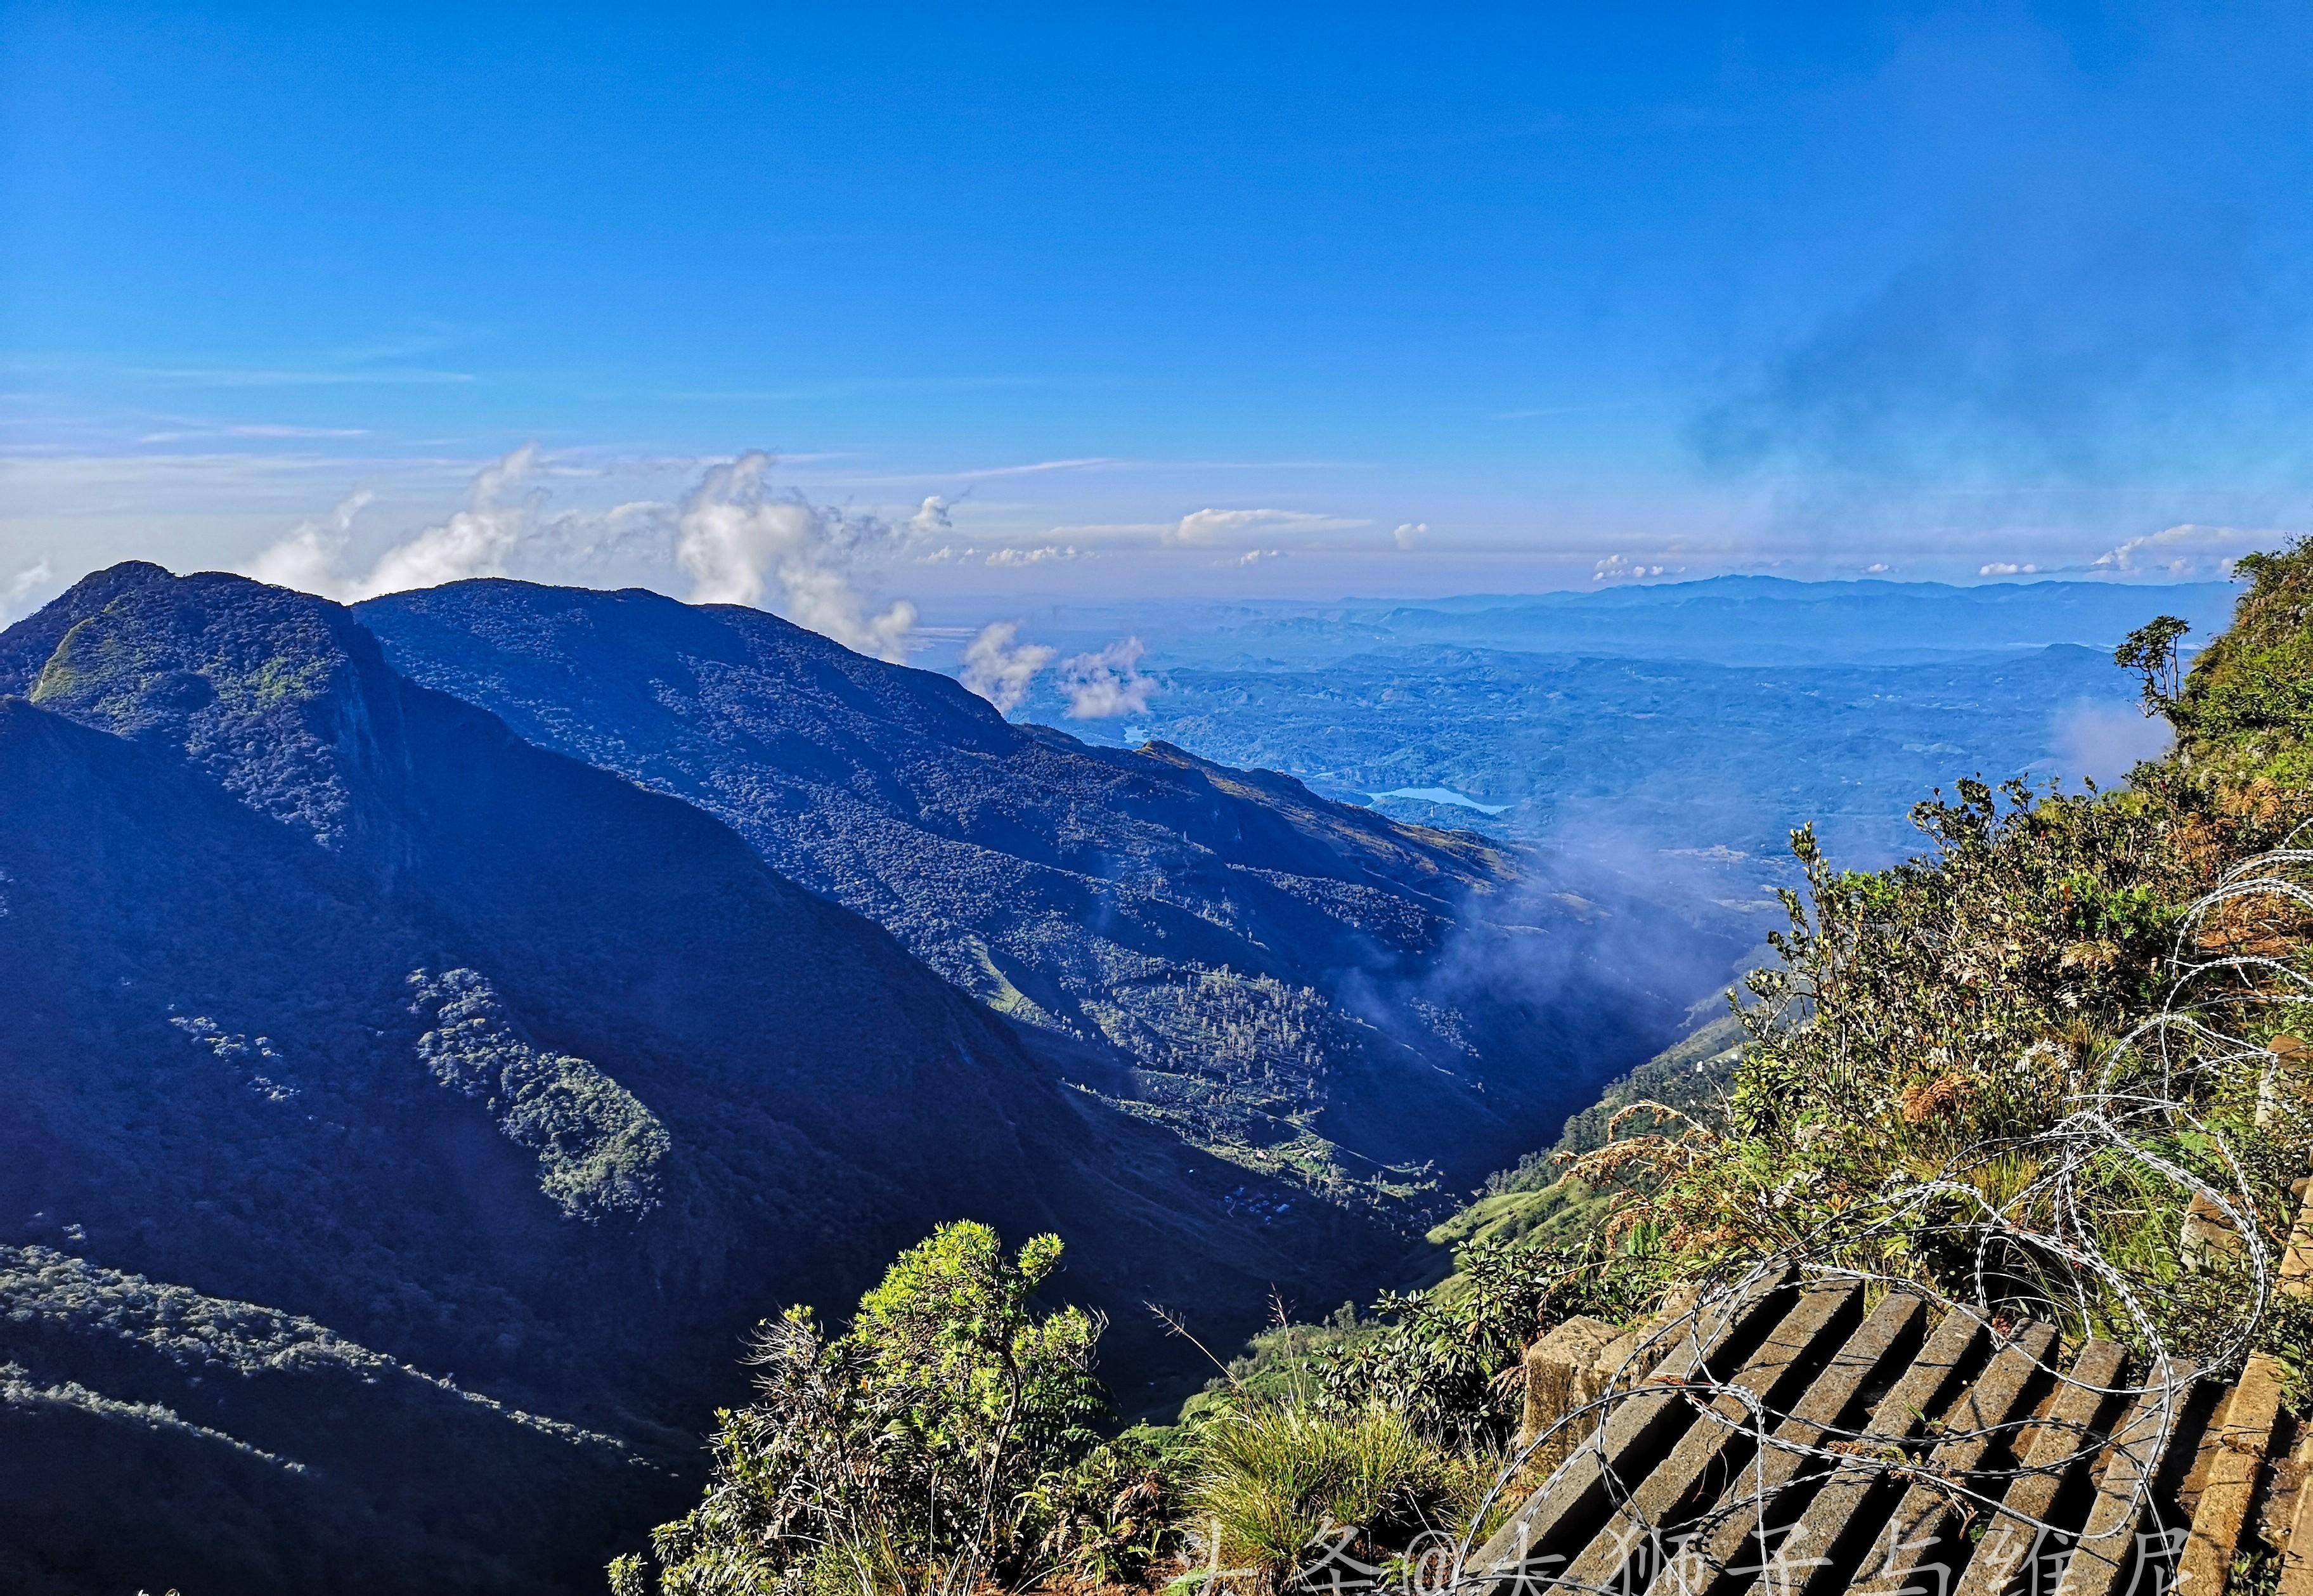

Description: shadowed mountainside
[0,563,1392,1593]
[361,580,1729,1205]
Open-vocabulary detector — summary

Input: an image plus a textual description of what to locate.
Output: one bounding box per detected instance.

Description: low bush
[613,1221,1107,1596]
[1181,1402,1487,1595]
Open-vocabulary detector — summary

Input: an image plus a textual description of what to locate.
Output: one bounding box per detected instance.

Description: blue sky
[3,3,2310,630]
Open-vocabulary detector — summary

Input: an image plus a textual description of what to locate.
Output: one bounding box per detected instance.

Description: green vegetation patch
[409,969,671,1222]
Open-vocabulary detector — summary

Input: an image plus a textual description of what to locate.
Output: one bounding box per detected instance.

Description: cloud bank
[368,446,542,597]
[247,489,380,594]
[2052,699,2174,788]
[0,560,53,626]
[243,447,922,664]
[248,447,545,602]
[675,451,916,662]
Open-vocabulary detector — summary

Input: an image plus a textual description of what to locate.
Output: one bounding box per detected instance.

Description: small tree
[2116,614,2190,716]
[616,1221,1106,1596]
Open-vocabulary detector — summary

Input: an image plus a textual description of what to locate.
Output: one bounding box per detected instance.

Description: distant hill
[1354,576,2242,664]
[984,576,2241,670]
[1034,640,2174,867]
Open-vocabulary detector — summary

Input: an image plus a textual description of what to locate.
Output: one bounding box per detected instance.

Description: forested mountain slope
[361,580,1727,1203]
[0,563,1355,1592]
[0,1244,652,1595]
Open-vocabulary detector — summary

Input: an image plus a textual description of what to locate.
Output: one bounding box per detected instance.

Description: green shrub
[616,1221,1106,1596]
[1019,1425,1186,1586]
[1557,537,2313,1361]
[1314,1228,1661,1447]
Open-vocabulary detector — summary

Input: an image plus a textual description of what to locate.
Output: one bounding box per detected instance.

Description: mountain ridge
[360,578,1708,1205]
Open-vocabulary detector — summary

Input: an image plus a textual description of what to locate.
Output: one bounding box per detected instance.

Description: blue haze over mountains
[968,576,2236,874]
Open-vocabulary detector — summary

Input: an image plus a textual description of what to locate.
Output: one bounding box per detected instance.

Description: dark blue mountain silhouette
[3,564,1403,1593]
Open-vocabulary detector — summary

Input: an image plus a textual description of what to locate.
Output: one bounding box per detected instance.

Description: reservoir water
[1369,786,1511,815]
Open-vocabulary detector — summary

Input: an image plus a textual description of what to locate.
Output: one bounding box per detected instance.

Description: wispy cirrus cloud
[139,424,374,443]
[0,347,477,393]
[88,364,470,389]
[952,457,1119,480]
[0,447,473,510]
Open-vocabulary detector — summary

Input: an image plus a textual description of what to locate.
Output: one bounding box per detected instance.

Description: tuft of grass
[1184,1401,1487,1593]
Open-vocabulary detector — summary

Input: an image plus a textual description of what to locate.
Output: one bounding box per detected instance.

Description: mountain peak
[1,564,410,850]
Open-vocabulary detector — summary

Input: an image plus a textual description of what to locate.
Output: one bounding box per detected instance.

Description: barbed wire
[1397,836,2313,1596]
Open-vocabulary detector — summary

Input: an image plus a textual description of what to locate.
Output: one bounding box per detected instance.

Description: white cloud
[0,559,53,625]
[1058,637,1155,719]
[1169,507,1361,545]
[1978,561,2040,576]
[358,445,541,598]
[675,451,916,663]
[1593,554,1685,581]
[907,495,953,537]
[986,544,1084,568]
[1232,548,1283,566]
[1863,562,1892,574]
[123,364,475,388]
[917,544,977,564]
[1392,521,1428,550]
[959,621,1055,713]
[2052,699,2174,788]
[241,447,921,663]
[2092,523,2284,578]
[953,457,1117,480]
[245,446,541,601]
[247,489,377,594]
